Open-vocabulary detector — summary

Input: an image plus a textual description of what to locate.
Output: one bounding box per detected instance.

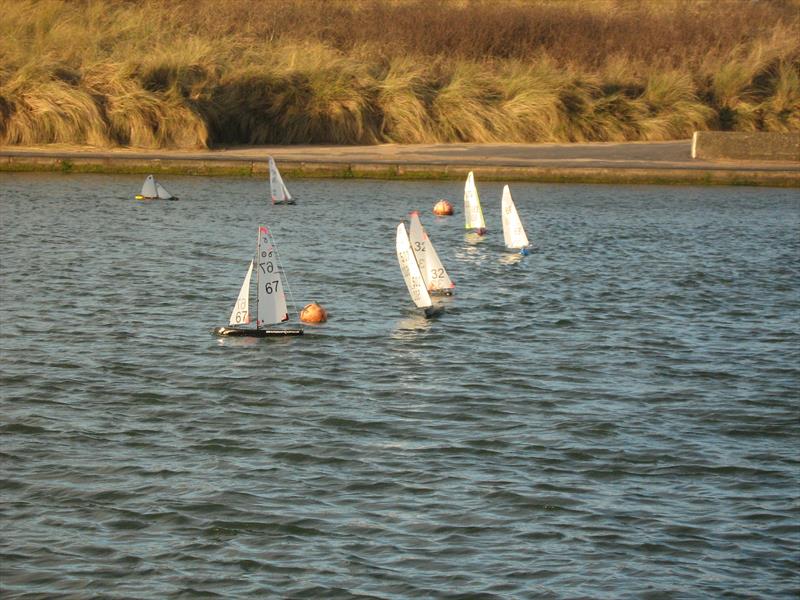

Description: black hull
[213,326,303,337]
[423,306,444,318]
[273,200,296,205]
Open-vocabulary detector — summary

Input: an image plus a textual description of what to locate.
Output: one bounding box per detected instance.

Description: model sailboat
[408,211,455,296]
[136,174,177,201]
[396,223,438,317]
[214,225,303,336]
[463,171,486,234]
[501,185,531,255]
[268,157,295,205]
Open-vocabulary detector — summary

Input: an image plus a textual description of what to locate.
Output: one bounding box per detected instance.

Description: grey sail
[156,182,174,200]
[140,175,158,199]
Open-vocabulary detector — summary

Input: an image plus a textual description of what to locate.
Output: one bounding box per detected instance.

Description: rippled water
[1,173,798,598]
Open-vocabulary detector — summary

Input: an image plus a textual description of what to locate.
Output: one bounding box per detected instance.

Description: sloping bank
[1,136,797,187]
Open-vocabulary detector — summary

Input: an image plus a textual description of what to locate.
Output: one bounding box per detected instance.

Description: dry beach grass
[0,0,798,149]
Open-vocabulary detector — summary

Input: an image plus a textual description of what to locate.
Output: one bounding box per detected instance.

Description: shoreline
[2,141,798,187]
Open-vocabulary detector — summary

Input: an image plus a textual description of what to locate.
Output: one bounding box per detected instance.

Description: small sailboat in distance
[463,171,486,235]
[408,211,455,296]
[501,185,531,255]
[213,225,303,337]
[396,223,438,317]
[136,174,178,201]
[268,156,295,205]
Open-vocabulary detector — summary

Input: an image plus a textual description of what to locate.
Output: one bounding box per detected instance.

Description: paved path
[2,141,798,185]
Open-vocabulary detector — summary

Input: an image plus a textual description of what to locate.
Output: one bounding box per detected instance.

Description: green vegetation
[1,0,798,149]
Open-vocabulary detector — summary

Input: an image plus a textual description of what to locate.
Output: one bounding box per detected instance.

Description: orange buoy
[433,199,454,216]
[300,302,328,324]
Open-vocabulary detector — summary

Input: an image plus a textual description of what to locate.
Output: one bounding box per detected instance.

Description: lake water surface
[1,173,798,598]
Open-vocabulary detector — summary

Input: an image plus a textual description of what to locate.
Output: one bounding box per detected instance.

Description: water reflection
[455,239,490,266]
[213,334,303,347]
[391,310,433,340]
[464,232,488,245]
[214,335,262,347]
[499,253,524,266]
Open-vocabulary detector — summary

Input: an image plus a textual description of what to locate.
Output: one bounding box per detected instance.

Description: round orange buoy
[433,199,454,216]
[300,302,328,323]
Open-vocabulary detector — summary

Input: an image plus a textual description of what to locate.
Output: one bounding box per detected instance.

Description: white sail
[256,225,289,326]
[268,156,292,204]
[156,182,174,200]
[501,185,530,249]
[140,175,158,199]
[396,223,432,309]
[408,211,454,294]
[463,171,485,230]
[228,261,253,325]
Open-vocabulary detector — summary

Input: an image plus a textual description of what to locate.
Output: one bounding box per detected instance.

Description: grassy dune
[1,0,798,148]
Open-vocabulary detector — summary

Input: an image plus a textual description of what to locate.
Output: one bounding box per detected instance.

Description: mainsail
[501,185,530,249]
[463,171,485,231]
[268,157,292,204]
[396,223,433,309]
[140,175,158,199]
[408,211,454,294]
[256,226,289,326]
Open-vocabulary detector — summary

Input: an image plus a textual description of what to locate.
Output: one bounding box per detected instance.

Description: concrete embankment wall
[692,131,800,162]
[2,139,799,186]
[1,155,797,187]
